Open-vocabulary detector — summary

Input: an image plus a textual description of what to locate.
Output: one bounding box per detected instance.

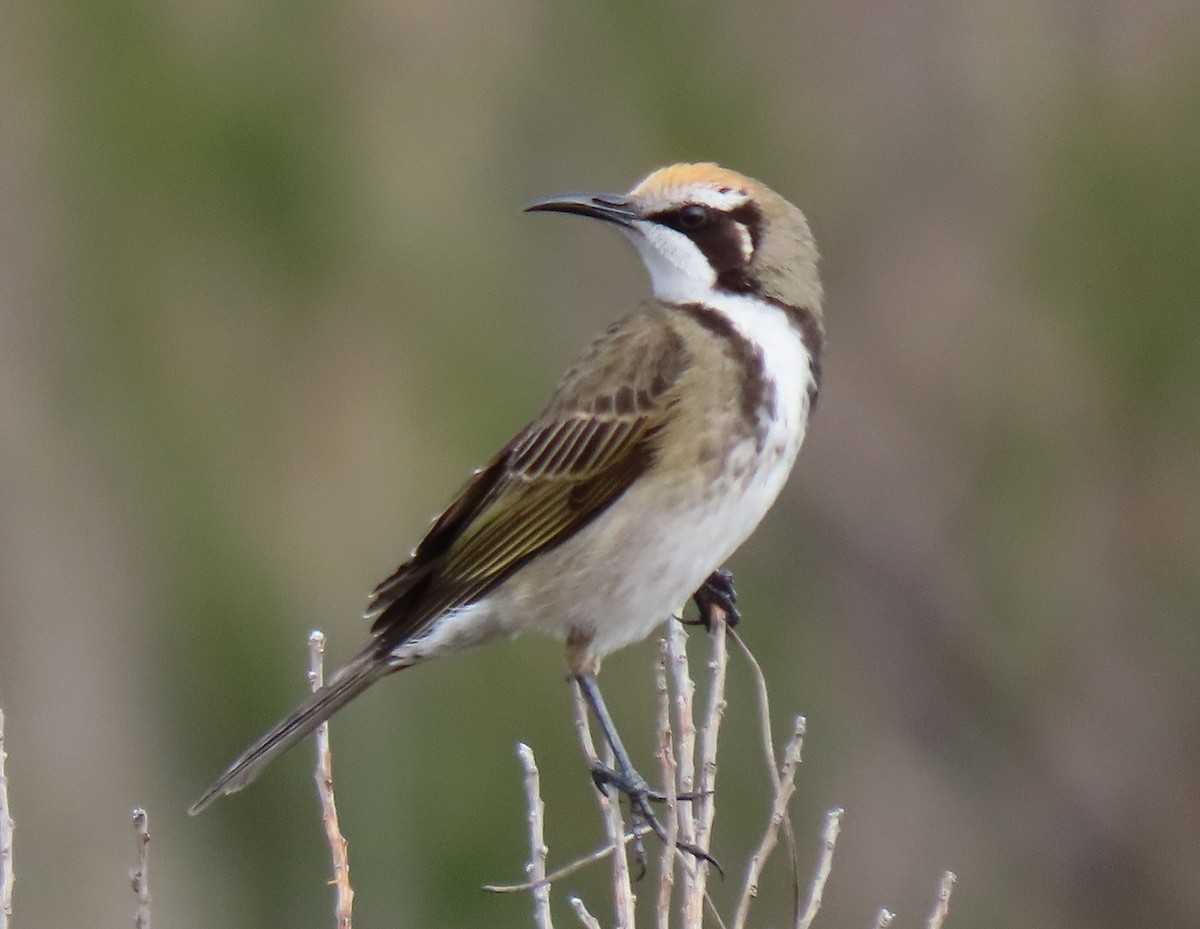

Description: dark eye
[674,204,711,232]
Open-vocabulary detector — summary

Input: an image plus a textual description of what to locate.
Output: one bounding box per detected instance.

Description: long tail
[189,648,391,815]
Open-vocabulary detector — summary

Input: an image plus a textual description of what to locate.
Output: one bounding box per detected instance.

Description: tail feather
[189,650,389,815]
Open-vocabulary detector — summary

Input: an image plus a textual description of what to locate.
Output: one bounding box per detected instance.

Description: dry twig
[690,617,728,897]
[309,631,354,929]
[492,615,957,929]
[515,743,553,929]
[731,716,806,929]
[796,807,844,929]
[570,896,604,929]
[654,638,677,929]
[667,619,698,857]
[484,825,654,895]
[571,684,637,928]
[130,807,151,929]
[927,870,956,929]
[1,706,13,929]
[568,681,638,926]
[729,627,802,914]
[666,620,702,922]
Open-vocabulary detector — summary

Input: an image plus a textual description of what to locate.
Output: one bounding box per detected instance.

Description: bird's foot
[686,568,741,631]
[590,762,723,878]
[590,763,705,804]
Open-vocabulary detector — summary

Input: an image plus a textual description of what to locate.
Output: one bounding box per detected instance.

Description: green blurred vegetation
[1,1,1198,927]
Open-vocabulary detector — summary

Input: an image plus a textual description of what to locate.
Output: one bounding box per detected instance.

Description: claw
[590,763,704,803]
[688,568,741,630]
[589,766,723,877]
[575,673,723,875]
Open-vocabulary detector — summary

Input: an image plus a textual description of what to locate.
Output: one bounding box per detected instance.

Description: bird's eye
[674,204,711,232]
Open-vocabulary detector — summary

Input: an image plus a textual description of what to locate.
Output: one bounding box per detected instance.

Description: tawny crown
[628,163,823,317]
[630,163,756,201]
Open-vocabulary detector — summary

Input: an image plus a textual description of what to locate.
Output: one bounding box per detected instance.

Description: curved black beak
[523,193,637,226]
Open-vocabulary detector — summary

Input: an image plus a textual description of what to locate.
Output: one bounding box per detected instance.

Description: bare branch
[497,618,956,929]
[130,807,151,929]
[730,627,801,915]
[694,617,728,855]
[485,826,654,894]
[0,705,12,929]
[667,619,697,833]
[678,616,729,924]
[870,908,896,929]
[666,621,701,922]
[655,638,677,929]
[927,870,957,929]
[699,884,730,929]
[728,629,778,786]
[570,896,604,929]
[515,743,553,929]
[795,807,844,929]
[732,716,806,929]
[571,683,634,928]
[308,631,354,929]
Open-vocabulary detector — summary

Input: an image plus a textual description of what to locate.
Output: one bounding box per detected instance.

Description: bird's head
[526,162,821,315]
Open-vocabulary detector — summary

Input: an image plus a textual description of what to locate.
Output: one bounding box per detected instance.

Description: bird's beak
[524,193,638,226]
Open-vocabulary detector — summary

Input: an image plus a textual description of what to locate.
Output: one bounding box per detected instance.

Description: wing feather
[366,309,687,653]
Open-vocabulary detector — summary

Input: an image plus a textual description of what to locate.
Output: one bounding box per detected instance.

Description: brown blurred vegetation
[1,1,1198,927]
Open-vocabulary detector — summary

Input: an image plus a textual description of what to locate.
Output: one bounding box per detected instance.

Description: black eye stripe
[652,204,713,232]
[647,202,765,293]
[650,203,763,244]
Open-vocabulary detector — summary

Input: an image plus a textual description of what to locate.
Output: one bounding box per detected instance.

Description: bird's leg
[575,672,657,799]
[573,672,721,875]
[685,568,741,630]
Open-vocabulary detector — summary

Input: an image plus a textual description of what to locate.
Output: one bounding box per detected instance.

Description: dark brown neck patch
[663,204,823,411]
[676,303,775,450]
[649,196,823,414]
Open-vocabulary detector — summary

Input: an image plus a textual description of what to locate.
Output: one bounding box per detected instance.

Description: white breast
[515,291,815,658]
[391,292,816,668]
[710,290,814,459]
[580,295,813,656]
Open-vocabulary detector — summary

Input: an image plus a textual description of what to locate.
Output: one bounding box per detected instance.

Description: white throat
[625,221,718,304]
[625,218,817,451]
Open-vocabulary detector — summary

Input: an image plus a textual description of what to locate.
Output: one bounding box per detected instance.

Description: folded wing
[365,310,688,654]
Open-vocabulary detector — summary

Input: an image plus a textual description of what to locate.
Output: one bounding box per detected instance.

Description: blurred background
[2,0,1198,926]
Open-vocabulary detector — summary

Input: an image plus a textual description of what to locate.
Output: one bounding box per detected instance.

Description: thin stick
[689,615,729,915]
[927,870,957,929]
[484,825,654,894]
[514,744,553,929]
[732,716,806,929]
[666,621,700,918]
[795,807,843,929]
[667,621,697,832]
[570,896,604,929]
[667,845,729,929]
[309,631,354,929]
[131,807,151,929]
[0,706,12,929]
[730,627,801,915]
[654,637,677,929]
[870,908,895,929]
[572,682,635,929]
[729,629,780,786]
[695,618,728,853]
[700,885,730,929]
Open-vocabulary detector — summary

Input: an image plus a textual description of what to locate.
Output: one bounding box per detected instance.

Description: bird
[189,163,825,844]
